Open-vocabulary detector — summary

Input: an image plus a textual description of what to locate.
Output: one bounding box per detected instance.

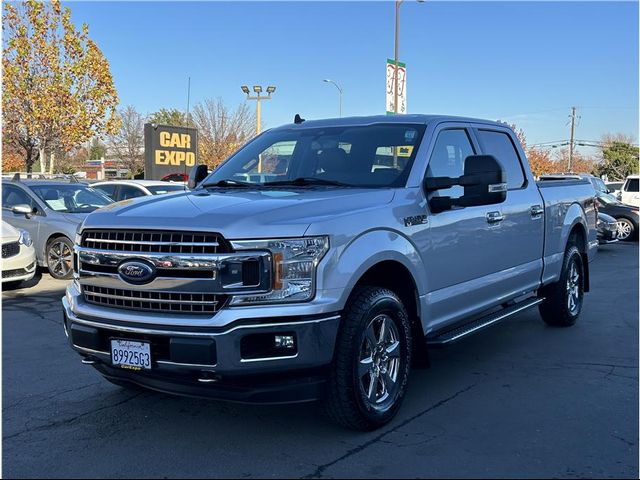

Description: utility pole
[568,106,576,172]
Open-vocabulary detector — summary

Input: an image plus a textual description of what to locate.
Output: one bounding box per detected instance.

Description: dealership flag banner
[386,59,407,115]
[144,123,198,180]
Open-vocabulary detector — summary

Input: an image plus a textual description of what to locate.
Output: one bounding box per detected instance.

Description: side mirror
[425,155,507,213]
[11,204,34,217]
[188,164,209,189]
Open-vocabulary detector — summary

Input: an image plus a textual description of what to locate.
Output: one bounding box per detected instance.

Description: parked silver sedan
[2,178,113,279]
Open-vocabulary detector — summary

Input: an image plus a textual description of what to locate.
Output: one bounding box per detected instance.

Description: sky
[68,0,639,156]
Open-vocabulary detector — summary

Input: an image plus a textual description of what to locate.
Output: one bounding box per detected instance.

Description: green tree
[594,134,640,180]
[148,108,189,127]
[89,138,106,160]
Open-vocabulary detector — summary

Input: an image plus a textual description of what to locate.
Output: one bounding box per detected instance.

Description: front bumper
[62,296,341,403]
[2,245,36,283]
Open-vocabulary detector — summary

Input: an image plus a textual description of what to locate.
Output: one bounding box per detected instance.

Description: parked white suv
[618,175,640,207]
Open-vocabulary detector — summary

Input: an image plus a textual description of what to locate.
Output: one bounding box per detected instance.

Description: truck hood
[81,188,395,239]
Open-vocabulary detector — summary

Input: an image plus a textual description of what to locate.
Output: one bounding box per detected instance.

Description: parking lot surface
[3,244,638,478]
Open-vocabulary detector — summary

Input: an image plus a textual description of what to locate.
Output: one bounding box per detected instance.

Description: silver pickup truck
[63,115,598,430]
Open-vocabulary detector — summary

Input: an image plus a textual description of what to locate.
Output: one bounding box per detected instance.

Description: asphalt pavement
[2,243,638,478]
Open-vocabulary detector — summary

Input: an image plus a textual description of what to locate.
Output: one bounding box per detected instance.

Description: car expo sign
[144,123,198,180]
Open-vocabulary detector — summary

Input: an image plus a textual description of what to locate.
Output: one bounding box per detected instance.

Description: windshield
[147,184,187,195]
[597,192,622,206]
[31,184,113,213]
[202,124,426,188]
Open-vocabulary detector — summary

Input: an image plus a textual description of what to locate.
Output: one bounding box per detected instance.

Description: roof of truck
[270,114,507,130]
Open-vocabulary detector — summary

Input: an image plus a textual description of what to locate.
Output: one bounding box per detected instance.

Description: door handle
[530,205,544,218]
[486,211,504,224]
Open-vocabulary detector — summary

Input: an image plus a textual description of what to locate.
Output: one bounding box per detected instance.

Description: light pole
[394,0,424,114]
[241,85,276,173]
[323,79,343,117]
[241,84,276,135]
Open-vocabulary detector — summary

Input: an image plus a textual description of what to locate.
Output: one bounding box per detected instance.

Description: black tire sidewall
[47,236,74,280]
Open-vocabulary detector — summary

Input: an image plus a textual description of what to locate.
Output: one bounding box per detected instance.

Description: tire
[539,243,584,327]
[615,217,636,241]
[46,236,74,280]
[323,286,412,430]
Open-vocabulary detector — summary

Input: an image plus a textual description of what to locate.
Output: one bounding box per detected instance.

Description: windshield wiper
[201,179,258,188]
[263,177,353,187]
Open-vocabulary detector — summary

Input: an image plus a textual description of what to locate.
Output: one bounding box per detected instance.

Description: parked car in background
[596,212,619,244]
[605,181,624,197]
[92,180,188,202]
[539,173,608,194]
[2,177,113,279]
[2,220,36,286]
[161,173,189,182]
[595,191,639,241]
[618,174,640,207]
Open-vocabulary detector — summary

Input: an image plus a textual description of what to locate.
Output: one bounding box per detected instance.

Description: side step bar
[426,297,545,346]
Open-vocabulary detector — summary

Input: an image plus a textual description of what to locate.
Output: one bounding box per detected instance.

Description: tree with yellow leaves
[3,0,119,174]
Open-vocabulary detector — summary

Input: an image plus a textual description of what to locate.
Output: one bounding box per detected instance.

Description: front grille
[83,285,226,315]
[2,242,20,259]
[81,230,229,254]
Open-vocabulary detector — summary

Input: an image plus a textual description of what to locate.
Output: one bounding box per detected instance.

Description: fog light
[274,335,295,349]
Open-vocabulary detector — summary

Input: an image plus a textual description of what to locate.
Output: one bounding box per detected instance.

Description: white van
[619,175,640,207]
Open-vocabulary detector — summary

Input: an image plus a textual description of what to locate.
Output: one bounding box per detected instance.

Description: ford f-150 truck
[63,115,598,430]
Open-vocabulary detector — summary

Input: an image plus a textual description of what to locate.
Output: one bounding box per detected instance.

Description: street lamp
[241,84,277,172]
[323,79,343,117]
[393,0,425,114]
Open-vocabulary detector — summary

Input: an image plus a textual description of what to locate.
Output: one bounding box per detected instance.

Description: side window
[477,130,526,189]
[2,185,35,210]
[426,129,475,199]
[94,184,116,200]
[625,178,639,192]
[118,185,146,200]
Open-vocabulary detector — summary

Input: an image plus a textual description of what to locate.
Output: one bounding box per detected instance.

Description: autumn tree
[191,98,255,169]
[148,108,190,127]
[2,0,119,173]
[553,148,597,174]
[107,105,145,178]
[593,134,640,180]
[508,122,557,177]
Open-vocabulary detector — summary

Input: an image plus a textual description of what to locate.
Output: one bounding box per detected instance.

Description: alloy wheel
[358,314,401,411]
[48,240,72,278]
[616,219,633,240]
[566,260,582,314]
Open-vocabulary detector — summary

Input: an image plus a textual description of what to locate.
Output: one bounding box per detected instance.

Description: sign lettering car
[144,123,198,179]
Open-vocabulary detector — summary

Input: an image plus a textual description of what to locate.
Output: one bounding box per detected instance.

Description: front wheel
[322,287,412,430]
[539,244,584,327]
[615,217,636,241]
[46,236,74,280]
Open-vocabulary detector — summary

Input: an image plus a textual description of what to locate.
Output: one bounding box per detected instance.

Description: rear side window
[118,185,146,201]
[477,130,526,189]
[94,184,117,199]
[625,178,639,192]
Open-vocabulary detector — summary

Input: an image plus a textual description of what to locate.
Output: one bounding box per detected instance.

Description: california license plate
[111,339,151,370]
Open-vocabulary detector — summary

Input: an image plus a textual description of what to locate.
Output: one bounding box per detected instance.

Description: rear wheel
[539,243,584,327]
[323,287,412,430]
[46,236,73,280]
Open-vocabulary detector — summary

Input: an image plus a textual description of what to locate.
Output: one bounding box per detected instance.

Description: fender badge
[404,215,428,227]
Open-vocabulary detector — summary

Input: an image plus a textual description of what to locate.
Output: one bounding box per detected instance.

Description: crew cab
[62,115,598,429]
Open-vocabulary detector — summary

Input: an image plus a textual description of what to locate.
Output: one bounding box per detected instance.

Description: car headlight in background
[230,236,329,305]
[18,230,32,247]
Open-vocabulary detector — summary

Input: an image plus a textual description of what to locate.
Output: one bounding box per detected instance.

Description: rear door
[473,125,545,295]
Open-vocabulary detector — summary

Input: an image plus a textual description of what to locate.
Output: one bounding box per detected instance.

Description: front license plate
[111,339,151,370]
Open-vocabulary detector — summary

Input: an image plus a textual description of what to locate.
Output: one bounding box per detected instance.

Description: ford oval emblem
[117,260,156,284]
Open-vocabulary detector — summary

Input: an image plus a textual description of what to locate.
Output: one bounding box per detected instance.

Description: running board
[425,297,545,346]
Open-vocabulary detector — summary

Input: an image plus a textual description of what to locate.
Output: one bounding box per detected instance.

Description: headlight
[229,236,329,305]
[18,230,32,247]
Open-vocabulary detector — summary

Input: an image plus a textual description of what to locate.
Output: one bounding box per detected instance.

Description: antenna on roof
[294,114,305,124]
[11,172,20,181]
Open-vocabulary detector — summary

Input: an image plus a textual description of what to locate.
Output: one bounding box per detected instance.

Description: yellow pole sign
[144,124,198,179]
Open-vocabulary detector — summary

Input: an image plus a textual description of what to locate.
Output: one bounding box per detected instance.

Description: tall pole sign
[144,123,198,180]
[386,59,407,115]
